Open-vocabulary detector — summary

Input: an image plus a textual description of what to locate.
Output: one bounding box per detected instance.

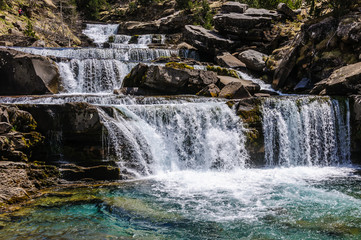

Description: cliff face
[0,0,82,47]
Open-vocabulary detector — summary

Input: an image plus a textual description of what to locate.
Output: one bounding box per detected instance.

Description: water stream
[0,24,360,239]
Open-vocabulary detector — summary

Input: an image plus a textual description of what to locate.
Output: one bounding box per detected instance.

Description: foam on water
[82,24,119,47]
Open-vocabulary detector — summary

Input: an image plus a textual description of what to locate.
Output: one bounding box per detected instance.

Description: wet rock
[61,164,120,181]
[219,82,252,99]
[218,75,260,94]
[0,48,61,95]
[311,62,361,95]
[277,3,297,20]
[122,63,218,94]
[294,78,313,92]
[183,25,236,55]
[238,49,268,72]
[221,2,248,13]
[216,52,246,68]
[196,83,220,97]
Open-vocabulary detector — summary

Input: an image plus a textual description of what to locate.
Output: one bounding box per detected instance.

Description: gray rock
[311,62,361,95]
[337,12,361,43]
[277,3,297,19]
[196,83,220,97]
[244,8,280,19]
[221,2,248,13]
[0,122,12,134]
[238,49,268,72]
[218,75,260,94]
[0,48,60,95]
[183,25,236,54]
[294,78,313,91]
[216,52,246,68]
[219,82,252,99]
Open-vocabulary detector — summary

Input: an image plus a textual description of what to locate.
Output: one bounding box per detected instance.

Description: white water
[263,97,351,166]
[83,24,119,47]
[98,102,249,176]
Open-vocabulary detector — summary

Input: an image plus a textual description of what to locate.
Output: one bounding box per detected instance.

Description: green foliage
[75,0,108,20]
[306,0,358,17]
[176,0,214,29]
[24,20,37,38]
[0,0,8,10]
[238,0,302,10]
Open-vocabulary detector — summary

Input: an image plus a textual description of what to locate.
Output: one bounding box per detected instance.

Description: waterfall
[98,102,249,176]
[262,96,351,166]
[82,24,119,47]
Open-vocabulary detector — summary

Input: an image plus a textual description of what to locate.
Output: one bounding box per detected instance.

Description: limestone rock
[221,2,248,13]
[218,75,260,94]
[216,52,246,68]
[238,50,268,72]
[311,62,361,95]
[219,82,252,99]
[122,63,218,94]
[183,25,236,55]
[196,83,220,97]
[61,164,120,181]
[0,48,61,95]
[277,3,297,20]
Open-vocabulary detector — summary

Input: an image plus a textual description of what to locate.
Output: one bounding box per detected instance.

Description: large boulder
[219,82,252,99]
[183,25,236,56]
[218,75,260,94]
[122,62,218,94]
[311,62,361,95]
[0,48,61,95]
[277,3,297,20]
[238,49,268,72]
[216,52,246,68]
[337,12,361,44]
[221,2,248,13]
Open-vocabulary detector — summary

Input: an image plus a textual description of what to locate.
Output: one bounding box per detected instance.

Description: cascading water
[262,96,351,166]
[1,23,360,240]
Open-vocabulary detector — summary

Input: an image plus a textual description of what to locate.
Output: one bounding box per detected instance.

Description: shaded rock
[31,40,46,48]
[294,78,313,92]
[114,87,161,96]
[0,48,61,95]
[219,82,252,99]
[183,25,236,55]
[254,93,271,97]
[238,50,267,72]
[177,42,197,50]
[61,164,120,181]
[122,63,218,94]
[337,12,361,44]
[218,75,260,94]
[118,21,159,35]
[0,122,12,134]
[196,83,220,97]
[311,62,361,95]
[221,2,248,13]
[216,52,246,68]
[350,95,361,164]
[277,3,297,20]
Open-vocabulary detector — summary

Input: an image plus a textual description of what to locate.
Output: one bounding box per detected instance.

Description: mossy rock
[206,65,238,78]
[165,62,194,70]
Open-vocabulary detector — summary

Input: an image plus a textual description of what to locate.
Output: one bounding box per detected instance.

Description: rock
[350,95,361,164]
[218,75,260,94]
[307,17,337,42]
[216,52,246,68]
[61,164,120,181]
[0,48,61,95]
[238,50,268,72]
[196,83,220,97]
[177,42,197,50]
[213,9,279,42]
[114,87,161,96]
[311,62,361,95]
[221,2,248,13]
[219,82,252,99]
[0,41,13,47]
[277,3,297,20]
[337,12,361,44]
[254,93,271,97]
[294,78,313,92]
[31,40,46,47]
[0,122,12,134]
[183,25,236,55]
[118,21,159,35]
[122,63,218,94]
[43,0,57,9]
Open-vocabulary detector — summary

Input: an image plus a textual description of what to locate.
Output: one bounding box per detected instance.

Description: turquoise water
[1,166,361,239]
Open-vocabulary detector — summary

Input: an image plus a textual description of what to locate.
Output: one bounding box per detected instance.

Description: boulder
[122,63,218,94]
[238,49,268,72]
[183,25,236,55]
[216,52,246,68]
[218,75,260,94]
[337,12,361,44]
[0,48,61,95]
[311,62,361,95]
[219,82,252,99]
[0,122,12,134]
[294,78,313,92]
[277,3,297,20]
[61,164,120,181]
[221,2,248,13]
[118,21,159,35]
[196,83,220,97]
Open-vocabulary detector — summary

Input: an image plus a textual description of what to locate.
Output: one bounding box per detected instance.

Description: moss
[206,65,238,78]
[321,50,342,60]
[108,35,114,43]
[165,62,194,70]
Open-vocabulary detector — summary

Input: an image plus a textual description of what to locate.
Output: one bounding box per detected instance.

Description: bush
[238,0,302,10]
[75,0,108,20]
[176,0,214,29]
[24,20,37,38]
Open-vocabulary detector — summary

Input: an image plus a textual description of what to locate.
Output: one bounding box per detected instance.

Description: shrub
[238,0,302,10]
[75,0,108,20]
